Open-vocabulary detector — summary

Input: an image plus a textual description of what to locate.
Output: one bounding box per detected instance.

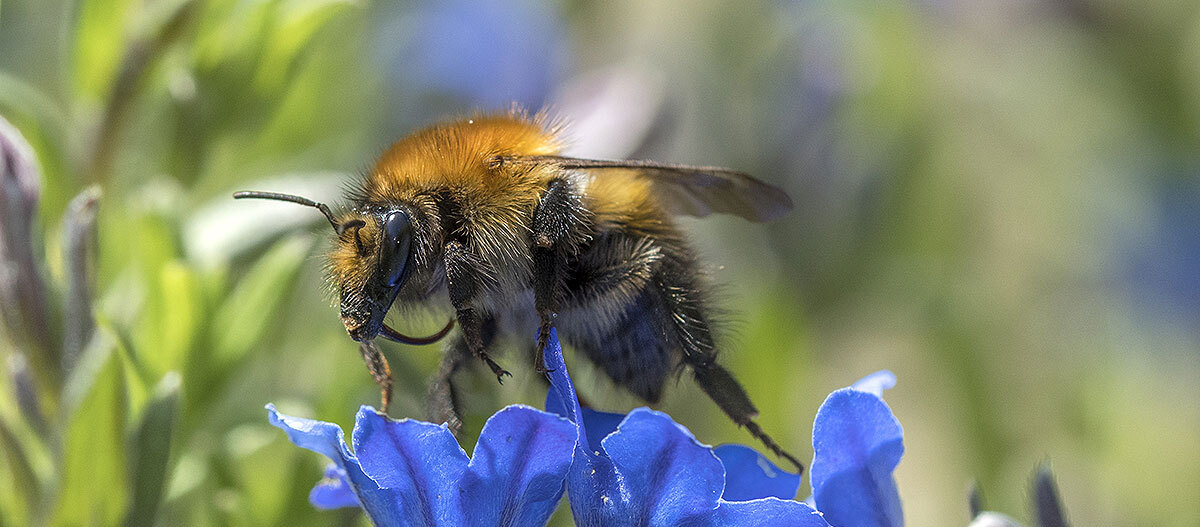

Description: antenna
[233,191,345,233]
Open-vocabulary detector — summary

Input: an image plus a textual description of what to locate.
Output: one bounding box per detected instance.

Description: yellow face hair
[327,211,378,321]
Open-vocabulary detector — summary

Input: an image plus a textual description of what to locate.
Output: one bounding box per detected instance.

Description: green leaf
[192,0,274,71]
[0,415,41,526]
[252,0,356,93]
[0,71,68,142]
[99,315,155,415]
[151,261,202,376]
[56,333,128,526]
[123,371,181,527]
[72,0,137,99]
[211,235,314,369]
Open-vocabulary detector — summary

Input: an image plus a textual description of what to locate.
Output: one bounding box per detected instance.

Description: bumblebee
[235,109,801,470]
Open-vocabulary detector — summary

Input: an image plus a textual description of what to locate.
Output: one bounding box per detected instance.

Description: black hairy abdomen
[557,229,718,403]
[567,287,674,402]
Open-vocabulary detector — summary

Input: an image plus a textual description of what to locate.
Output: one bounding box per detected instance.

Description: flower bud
[62,186,100,370]
[0,115,57,384]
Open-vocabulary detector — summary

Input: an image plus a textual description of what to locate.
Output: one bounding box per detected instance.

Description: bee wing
[504,155,793,222]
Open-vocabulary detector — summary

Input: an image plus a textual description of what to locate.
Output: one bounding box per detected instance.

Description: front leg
[358,340,393,413]
[444,240,510,383]
[532,177,591,371]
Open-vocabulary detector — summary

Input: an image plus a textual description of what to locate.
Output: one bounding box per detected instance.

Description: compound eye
[379,211,413,287]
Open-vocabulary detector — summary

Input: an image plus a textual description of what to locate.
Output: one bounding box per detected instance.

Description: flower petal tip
[354,404,383,423]
[266,405,350,466]
[850,370,897,397]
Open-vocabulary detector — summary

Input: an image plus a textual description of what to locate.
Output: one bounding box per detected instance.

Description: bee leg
[532,243,559,375]
[444,240,511,383]
[357,340,393,414]
[531,177,590,373]
[425,341,465,433]
[657,254,807,474]
[690,359,806,474]
[427,317,498,434]
[426,336,467,433]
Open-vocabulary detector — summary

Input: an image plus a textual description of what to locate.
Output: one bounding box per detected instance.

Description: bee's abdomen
[558,229,718,403]
[572,290,674,402]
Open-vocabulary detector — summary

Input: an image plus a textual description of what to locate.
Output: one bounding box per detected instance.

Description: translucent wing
[500,155,793,222]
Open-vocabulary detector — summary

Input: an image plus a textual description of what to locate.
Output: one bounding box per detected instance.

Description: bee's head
[233,191,451,344]
[329,207,414,341]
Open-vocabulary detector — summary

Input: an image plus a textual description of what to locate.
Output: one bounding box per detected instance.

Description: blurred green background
[2,0,1199,525]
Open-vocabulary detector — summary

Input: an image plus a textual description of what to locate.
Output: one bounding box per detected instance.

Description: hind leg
[691,361,804,472]
[656,254,807,474]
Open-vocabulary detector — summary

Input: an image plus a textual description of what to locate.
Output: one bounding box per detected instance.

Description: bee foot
[484,357,511,384]
[494,369,512,384]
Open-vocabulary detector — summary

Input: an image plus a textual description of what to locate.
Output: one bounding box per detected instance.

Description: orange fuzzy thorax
[365,112,563,204]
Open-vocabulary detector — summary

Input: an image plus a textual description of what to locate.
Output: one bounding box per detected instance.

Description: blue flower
[267,400,575,526]
[809,371,905,527]
[543,328,905,527]
[269,328,906,526]
[541,329,828,527]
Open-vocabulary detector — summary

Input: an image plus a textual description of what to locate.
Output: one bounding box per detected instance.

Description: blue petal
[601,408,725,525]
[352,406,468,525]
[711,498,833,527]
[461,405,576,526]
[267,405,407,526]
[539,327,623,457]
[850,371,896,397]
[273,399,576,527]
[545,389,625,451]
[540,329,627,526]
[267,403,350,464]
[565,447,624,527]
[542,329,584,444]
[309,464,359,510]
[810,389,904,527]
[714,444,801,502]
[577,408,625,451]
[541,328,820,526]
